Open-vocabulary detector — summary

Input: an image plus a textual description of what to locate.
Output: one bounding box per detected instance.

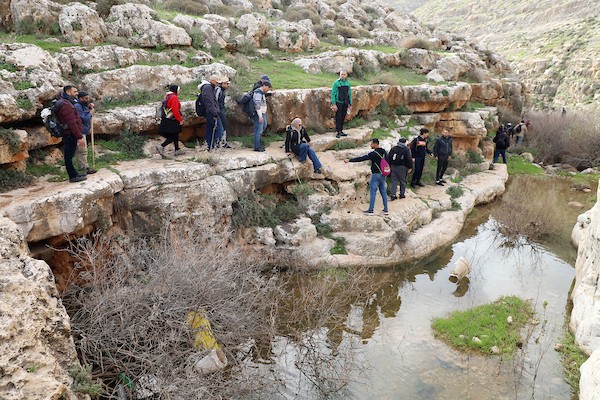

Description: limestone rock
[274,217,318,247]
[0,217,80,400]
[59,44,171,72]
[272,20,320,53]
[403,48,439,72]
[0,0,11,31]
[568,201,584,208]
[434,56,471,81]
[436,111,487,154]
[384,11,424,33]
[472,336,482,343]
[239,226,276,246]
[173,14,227,50]
[570,184,600,355]
[58,2,107,45]
[491,346,500,354]
[0,129,28,165]
[106,3,192,48]
[10,0,62,34]
[236,13,269,47]
[580,348,600,400]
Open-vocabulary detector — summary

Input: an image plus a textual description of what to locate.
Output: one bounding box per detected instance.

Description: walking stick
[91,119,95,170]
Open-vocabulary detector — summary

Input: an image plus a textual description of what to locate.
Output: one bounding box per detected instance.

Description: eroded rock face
[0,0,12,31]
[0,217,80,400]
[106,3,192,48]
[236,13,269,47]
[58,2,107,45]
[0,129,28,165]
[272,20,320,53]
[60,44,170,72]
[580,348,600,400]
[10,0,62,34]
[172,14,227,50]
[435,111,488,154]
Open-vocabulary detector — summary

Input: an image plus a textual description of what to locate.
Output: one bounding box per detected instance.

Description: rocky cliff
[411,0,600,110]
[571,183,600,400]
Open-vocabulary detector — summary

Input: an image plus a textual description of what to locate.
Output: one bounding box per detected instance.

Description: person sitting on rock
[493,126,510,164]
[74,91,97,175]
[285,118,322,174]
[156,84,184,157]
[344,138,389,216]
[56,85,87,183]
[331,70,352,139]
[387,137,413,200]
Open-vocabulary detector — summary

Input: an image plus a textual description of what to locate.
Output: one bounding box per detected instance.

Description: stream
[272,175,597,400]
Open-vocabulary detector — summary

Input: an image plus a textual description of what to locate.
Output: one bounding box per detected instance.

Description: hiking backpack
[387,146,406,165]
[375,152,391,176]
[41,100,67,138]
[515,124,522,134]
[156,94,174,120]
[237,91,256,118]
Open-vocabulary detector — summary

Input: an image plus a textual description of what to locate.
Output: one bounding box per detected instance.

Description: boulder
[521,152,534,163]
[222,0,253,9]
[172,14,227,50]
[274,217,318,247]
[403,82,472,113]
[59,45,171,72]
[383,11,424,34]
[434,56,471,81]
[272,20,320,53]
[0,217,80,400]
[106,3,192,48]
[436,112,488,153]
[58,2,107,45]
[403,48,439,72]
[0,129,28,165]
[236,13,269,47]
[580,348,600,400]
[10,0,62,34]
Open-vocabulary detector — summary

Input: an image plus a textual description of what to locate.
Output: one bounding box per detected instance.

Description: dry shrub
[527,111,600,169]
[401,36,431,50]
[163,0,208,15]
[63,222,377,399]
[491,176,566,244]
[95,0,126,18]
[335,24,360,39]
[463,68,487,83]
[497,106,520,126]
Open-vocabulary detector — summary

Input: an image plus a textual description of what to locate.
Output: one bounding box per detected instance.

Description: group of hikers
[492,120,529,163]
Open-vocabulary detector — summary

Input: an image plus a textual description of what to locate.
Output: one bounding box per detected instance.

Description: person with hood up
[200,75,222,151]
[285,118,322,174]
[56,85,87,183]
[386,137,413,200]
[433,129,453,186]
[344,138,389,216]
[156,84,184,156]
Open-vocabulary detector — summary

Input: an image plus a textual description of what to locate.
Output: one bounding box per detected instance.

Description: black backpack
[195,84,208,117]
[387,146,406,165]
[237,91,256,118]
[42,99,67,138]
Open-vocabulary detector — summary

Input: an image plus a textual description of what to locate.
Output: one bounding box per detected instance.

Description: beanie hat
[398,137,407,144]
[260,75,270,81]
[169,84,179,93]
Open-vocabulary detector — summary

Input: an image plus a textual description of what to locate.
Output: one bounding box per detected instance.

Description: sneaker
[314,168,322,174]
[86,168,97,174]
[155,144,165,156]
[254,148,266,152]
[390,195,397,201]
[69,175,87,183]
[436,180,444,186]
[339,132,348,137]
[417,182,425,187]
[174,149,185,156]
[223,143,232,149]
[382,210,389,216]
[363,210,375,216]
[335,132,342,138]
[441,179,447,184]
[399,194,406,199]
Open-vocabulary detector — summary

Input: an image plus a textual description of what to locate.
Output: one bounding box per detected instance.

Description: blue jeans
[205,113,223,150]
[297,143,322,171]
[515,136,523,145]
[252,113,267,150]
[369,173,388,212]
[493,149,506,163]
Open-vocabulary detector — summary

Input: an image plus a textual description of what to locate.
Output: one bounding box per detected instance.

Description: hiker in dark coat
[386,137,413,200]
[410,127,433,187]
[156,85,184,156]
[74,91,97,175]
[201,75,222,151]
[331,70,352,138]
[285,118,322,174]
[215,77,231,148]
[56,85,86,183]
[433,129,453,186]
[493,126,510,164]
[344,138,389,216]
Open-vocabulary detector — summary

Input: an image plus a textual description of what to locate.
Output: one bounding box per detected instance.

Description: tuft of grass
[16,97,33,109]
[466,149,483,164]
[507,155,544,176]
[331,141,360,151]
[371,128,392,140]
[558,328,589,394]
[432,296,534,356]
[0,32,77,52]
[0,128,22,152]
[291,183,315,199]
[0,62,17,72]
[462,101,485,112]
[330,236,348,255]
[69,365,103,398]
[446,185,464,199]
[0,169,36,192]
[14,81,34,90]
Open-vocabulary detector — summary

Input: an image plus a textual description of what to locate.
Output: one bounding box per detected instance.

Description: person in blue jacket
[74,91,96,175]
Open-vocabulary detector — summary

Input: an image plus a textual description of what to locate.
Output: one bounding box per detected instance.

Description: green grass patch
[330,236,348,255]
[446,185,463,199]
[26,163,65,178]
[0,62,17,72]
[558,328,589,394]
[14,81,35,90]
[230,131,286,149]
[0,32,78,52]
[16,98,33,109]
[462,101,485,112]
[432,295,534,356]
[331,141,360,151]
[0,169,36,192]
[371,128,391,140]
[0,128,21,152]
[507,155,544,176]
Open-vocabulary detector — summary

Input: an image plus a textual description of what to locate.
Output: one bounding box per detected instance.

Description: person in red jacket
[56,85,87,183]
[156,85,184,156]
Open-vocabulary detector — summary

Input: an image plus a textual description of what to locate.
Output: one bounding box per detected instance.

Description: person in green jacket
[331,70,352,138]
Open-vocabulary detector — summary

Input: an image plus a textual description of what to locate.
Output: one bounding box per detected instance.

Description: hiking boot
[399,194,406,199]
[69,175,87,183]
[390,195,397,201]
[174,149,185,156]
[155,144,165,156]
[314,168,322,174]
[436,180,444,186]
[382,210,389,216]
[363,210,374,216]
[223,142,232,149]
[339,132,348,137]
[86,168,97,174]
[335,132,342,138]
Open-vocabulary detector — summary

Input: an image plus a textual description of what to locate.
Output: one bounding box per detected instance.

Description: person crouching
[285,118,323,174]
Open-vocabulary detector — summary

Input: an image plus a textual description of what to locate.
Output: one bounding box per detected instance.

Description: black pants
[335,102,348,133]
[159,118,181,150]
[411,157,425,184]
[63,134,78,179]
[436,155,449,181]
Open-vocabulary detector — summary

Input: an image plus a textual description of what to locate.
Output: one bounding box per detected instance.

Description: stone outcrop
[172,14,228,50]
[0,128,28,166]
[105,3,192,48]
[235,13,269,47]
[0,217,81,400]
[10,0,62,34]
[58,2,107,45]
[570,182,600,400]
[270,20,320,53]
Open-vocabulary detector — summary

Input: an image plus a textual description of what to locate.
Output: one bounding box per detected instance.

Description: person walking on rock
[493,126,510,164]
[285,117,323,174]
[252,80,271,152]
[74,91,97,175]
[56,85,87,183]
[387,137,413,200]
[156,85,184,156]
[410,128,433,188]
[215,77,231,148]
[200,75,222,151]
[331,70,352,139]
[433,129,453,186]
[345,138,389,216]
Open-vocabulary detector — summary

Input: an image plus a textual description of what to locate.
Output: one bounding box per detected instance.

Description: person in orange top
[156,84,184,156]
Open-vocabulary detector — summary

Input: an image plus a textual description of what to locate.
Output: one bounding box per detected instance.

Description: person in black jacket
[410,128,433,187]
[215,77,231,148]
[200,75,222,151]
[344,138,389,216]
[285,118,322,174]
[493,126,510,164]
[433,129,453,186]
[56,85,87,183]
[387,137,413,200]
